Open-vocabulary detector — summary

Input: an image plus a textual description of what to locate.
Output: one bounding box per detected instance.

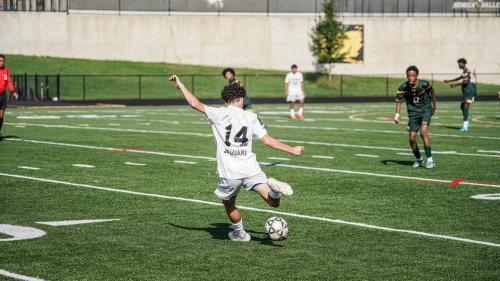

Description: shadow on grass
[444,126,462,130]
[0,135,21,141]
[380,160,415,166]
[168,222,283,247]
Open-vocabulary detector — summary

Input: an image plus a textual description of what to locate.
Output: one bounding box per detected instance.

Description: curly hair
[221,83,246,103]
[406,65,419,75]
[222,68,235,77]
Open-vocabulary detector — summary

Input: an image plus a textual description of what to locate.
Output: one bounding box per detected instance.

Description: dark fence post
[243,75,246,89]
[83,75,86,100]
[431,73,434,87]
[191,75,195,94]
[139,75,142,100]
[168,0,170,16]
[67,0,69,15]
[340,75,343,97]
[118,0,121,15]
[386,75,389,97]
[45,75,49,100]
[24,73,28,99]
[267,0,269,16]
[35,73,38,100]
[57,74,60,101]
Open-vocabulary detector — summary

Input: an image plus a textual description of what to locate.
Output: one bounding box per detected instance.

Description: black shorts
[0,94,6,110]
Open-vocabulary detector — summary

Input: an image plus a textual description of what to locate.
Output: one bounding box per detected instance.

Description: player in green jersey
[443,58,476,132]
[395,66,437,169]
[222,68,267,130]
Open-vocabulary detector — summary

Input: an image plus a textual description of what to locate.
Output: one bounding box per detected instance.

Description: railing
[10,73,500,102]
[2,0,499,17]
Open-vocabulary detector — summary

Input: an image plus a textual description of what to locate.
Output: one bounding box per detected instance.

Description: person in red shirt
[0,54,19,139]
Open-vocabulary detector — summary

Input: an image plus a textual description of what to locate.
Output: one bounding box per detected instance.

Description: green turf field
[1,101,499,280]
[6,55,500,100]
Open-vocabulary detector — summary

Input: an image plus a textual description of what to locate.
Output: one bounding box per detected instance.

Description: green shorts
[462,84,476,103]
[408,111,432,132]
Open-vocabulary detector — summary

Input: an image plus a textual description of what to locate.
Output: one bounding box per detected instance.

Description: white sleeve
[252,115,267,139]
[300,73,304,82]
[204,105,220,124]
[284,73,290,83]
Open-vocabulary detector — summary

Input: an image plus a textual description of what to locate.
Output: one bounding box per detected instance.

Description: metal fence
[10,73,500,102]
[2,0,499,16]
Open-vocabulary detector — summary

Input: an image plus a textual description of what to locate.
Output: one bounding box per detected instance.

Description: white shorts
[214,172,267,201]
[286,92,305,102]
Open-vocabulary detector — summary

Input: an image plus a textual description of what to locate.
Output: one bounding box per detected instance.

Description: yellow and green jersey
[229,77,252,110]
[461,69,476,97]
[396,80,433,116]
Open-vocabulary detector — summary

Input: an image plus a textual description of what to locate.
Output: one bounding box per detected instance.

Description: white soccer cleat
[267,177,293,196]
[228,231,251,242]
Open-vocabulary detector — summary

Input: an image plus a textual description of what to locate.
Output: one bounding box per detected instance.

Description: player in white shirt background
[169,75,305,242]
[284,64,306,119]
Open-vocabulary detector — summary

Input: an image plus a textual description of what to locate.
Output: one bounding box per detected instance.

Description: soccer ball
[264,217,288,241]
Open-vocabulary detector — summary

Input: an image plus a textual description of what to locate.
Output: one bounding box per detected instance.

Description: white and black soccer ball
[264,216,288,241]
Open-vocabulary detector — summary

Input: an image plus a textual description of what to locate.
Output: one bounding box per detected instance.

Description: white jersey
[204,104,267,179]
[285,72,304,95]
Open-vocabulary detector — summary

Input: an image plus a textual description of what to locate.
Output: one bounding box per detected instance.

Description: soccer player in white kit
[169,75,305,242]
[284,64,306,119]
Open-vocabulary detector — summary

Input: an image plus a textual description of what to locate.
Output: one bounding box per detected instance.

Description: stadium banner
[452,1,500,12]
[337,25,364,64]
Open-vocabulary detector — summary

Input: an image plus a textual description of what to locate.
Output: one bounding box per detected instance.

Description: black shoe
[0,134,3,141]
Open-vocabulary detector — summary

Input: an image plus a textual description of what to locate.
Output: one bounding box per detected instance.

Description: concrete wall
[1,13,499,80]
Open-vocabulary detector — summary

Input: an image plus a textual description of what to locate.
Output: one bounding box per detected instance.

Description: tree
[310,0,347,80]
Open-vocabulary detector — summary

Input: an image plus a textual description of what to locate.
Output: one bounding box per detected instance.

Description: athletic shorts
[407,111,432,132]
[214,172,267,201]
[286,92,305,102]
[463,94,475,104]
[0,93,6,110]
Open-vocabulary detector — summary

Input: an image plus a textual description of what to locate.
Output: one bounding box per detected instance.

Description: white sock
[417,157,423,161]
[427,157,433,163]
[232,220,246,235]
[290,109,295,116]
[463,121,469,128]
[268,188,281,199]
[298,107,303,115]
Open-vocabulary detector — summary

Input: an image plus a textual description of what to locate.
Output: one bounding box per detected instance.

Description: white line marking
[1,173,498,248]
[73,164,95,168]
[355,154,379,158]
[18,166,40,170]
[279,139,500,158]
[14,125,26,128]
[5,123,205,137]
[6,138,500,189]
[312,155,335,159]
[17,115,60,119]
[36,219,120,226]
[125,162,147,166]
[108,123,120,126]
[272,125,500,140]
[174,160,197,165]
[0,269,49,281]
[267,157,291,161]
[478,150,500,154]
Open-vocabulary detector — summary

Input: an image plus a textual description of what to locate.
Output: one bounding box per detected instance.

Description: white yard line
[267,157,291,161]
[355,154,379,158]
[18,166,40,170]
[312,155,335,159]
[0,269,48,281]
[271,125,500,140]
[73,164,95,168]
[125,162,147,166]
[5,123,204,137]
[174,161,197,165]
[5,138,500,189]
[478,150,500,154]
[0,173,498,248]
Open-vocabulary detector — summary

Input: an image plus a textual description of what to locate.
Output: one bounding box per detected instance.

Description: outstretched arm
[449,79,467,88]
[169,75,205,114]
[394,101,402,123]
[443,76,461,83]
[260,135,304,156]
[430,89,437,116]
